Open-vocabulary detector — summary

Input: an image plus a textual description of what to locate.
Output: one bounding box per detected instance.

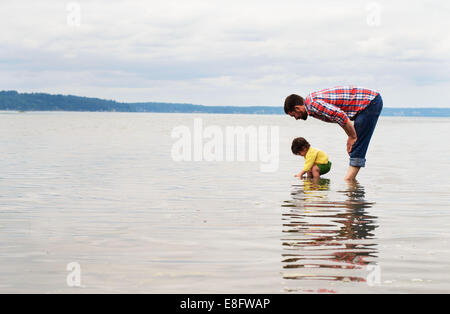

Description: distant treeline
[1,90,449,117]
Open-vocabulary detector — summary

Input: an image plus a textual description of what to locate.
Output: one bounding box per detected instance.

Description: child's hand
[294,173,304,179]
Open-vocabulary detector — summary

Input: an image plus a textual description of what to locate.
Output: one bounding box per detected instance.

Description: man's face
[288,105,308,121]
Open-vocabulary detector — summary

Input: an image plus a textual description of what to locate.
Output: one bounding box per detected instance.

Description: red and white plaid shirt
[304,86,379,126]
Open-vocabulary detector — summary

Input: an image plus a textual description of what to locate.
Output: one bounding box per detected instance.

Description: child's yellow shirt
[303,147,329,172]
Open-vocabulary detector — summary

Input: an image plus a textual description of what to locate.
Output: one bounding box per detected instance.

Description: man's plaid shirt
[304,86,379,126]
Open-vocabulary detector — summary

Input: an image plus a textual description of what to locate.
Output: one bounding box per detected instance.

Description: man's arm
[341,120,357,154]
[312,99,350,126]
[309,100,357,153]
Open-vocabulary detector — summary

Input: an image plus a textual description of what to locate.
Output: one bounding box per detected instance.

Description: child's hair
[291,137,310,155]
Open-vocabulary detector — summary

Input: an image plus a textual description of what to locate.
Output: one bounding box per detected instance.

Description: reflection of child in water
[292,137,332,179]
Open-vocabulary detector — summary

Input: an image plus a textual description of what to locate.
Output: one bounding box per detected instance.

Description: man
[284,86,383,181]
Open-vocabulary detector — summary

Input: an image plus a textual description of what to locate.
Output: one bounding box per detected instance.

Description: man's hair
[284,94,304,114]
[291,137,310,155]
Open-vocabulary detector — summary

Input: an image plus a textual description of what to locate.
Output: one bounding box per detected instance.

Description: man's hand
[294,171,305,179]
[347,136,357,154]
[341,120,358,155]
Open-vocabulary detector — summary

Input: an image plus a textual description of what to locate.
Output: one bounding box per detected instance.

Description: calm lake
[0,111,449,293]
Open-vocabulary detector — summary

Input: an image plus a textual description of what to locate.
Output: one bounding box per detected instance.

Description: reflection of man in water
[282,180,378,284]
[284,86,383,181]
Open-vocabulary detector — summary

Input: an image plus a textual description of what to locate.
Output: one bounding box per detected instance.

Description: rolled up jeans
[349,94,383,167]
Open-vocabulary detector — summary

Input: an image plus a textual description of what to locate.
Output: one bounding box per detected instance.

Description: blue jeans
[349,94,383,167]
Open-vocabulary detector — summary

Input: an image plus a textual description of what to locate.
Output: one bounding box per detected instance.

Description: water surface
[0,112,449,293]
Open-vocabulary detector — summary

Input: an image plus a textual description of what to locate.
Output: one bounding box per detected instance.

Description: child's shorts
[317,161,332,175]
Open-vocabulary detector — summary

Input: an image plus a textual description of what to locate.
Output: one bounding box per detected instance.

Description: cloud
[0,0,449,107]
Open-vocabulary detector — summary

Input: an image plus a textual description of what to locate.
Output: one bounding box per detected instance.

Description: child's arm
[295,170,306,178]
[302,149,318,173]
[295,149,317,179]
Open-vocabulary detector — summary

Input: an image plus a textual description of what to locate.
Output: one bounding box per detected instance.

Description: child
[291,137,332,179]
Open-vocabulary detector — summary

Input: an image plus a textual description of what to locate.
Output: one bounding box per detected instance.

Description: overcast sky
[0,0,449,107]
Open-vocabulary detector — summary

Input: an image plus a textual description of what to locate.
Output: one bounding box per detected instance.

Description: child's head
[291,137,310,156]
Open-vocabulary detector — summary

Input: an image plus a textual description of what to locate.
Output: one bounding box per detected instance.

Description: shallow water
[0,111,449,293]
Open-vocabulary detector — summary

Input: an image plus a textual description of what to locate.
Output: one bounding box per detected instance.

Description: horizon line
[1,90,450,109]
